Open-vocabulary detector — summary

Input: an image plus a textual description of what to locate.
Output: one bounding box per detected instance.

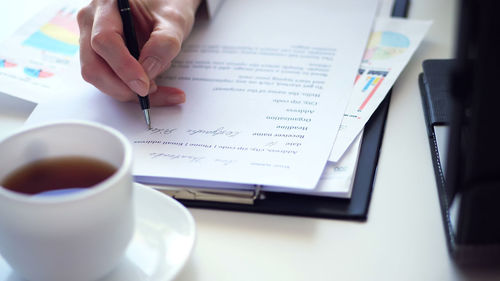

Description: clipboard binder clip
[150,184,263,205]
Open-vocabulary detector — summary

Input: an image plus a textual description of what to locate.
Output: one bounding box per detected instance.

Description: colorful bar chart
[23,8,79,56]
[0,59,17,68]
[358,70,388,111]
[354,68,365,84]
[24,67,54,78]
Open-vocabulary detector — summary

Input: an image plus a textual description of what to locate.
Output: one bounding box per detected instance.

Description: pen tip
[143,109,151,129]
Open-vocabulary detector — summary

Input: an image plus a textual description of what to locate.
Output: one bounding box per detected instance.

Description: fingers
[80,35,136,102]
[138,4,196,79]
[77,0,199,106]
[77,0,150,99]
[78,4,134,101]
[148,79,158,94]
[140,31,181,79]
[148,86,186,106]
[91,1,150,96]
[135,4,195,106]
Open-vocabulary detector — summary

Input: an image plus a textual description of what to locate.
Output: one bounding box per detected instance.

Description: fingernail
[128,79,148,96]
[166,93,186,104]
[149,81,158,94]
[142,56,162,78]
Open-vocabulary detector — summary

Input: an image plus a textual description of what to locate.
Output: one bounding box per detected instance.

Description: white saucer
[0,183,196,281]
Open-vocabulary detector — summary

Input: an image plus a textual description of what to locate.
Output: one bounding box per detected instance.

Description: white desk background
[1,0,500,280]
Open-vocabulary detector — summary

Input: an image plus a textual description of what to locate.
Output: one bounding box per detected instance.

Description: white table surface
[1,0,500,280]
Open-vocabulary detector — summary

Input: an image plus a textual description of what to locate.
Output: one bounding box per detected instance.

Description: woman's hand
[77,0,201,105]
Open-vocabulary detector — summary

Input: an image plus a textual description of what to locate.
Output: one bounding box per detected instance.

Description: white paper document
[329,18,432,162]
[26,0,378,194]
[301,132,363,198]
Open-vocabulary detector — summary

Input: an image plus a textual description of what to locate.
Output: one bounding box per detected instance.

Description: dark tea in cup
[1,156,116,196]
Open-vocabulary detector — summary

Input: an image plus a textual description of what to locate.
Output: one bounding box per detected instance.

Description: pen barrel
[137,95,150,110]
[118,0,151,122]
[117,0,140,59]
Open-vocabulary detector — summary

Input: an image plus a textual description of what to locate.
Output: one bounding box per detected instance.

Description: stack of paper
[0,0,430,198]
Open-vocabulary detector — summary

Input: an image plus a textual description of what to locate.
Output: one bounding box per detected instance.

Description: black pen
[117,0,151,129]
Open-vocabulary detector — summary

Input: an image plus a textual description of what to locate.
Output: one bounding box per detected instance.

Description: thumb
[139,27,183,79]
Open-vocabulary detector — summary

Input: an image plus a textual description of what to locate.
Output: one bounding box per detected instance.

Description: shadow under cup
[0,121,135,281]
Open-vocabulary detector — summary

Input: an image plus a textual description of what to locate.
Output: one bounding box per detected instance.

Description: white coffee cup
[0,121,134,281]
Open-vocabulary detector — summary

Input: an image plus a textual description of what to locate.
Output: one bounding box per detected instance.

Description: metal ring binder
[152,184,263,205]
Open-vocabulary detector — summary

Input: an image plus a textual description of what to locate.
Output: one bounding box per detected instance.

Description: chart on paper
[353,31,409,112]
[23,8,79,56]
[329,18,432,162]
[0,1,84,102]
[364,31,410,61]
[354,68,389,112]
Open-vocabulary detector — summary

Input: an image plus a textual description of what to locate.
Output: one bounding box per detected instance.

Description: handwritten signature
[149,153,205,163]
[186,127,240,137]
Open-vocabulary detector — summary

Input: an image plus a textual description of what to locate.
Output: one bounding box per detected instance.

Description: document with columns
[26,0,378,194]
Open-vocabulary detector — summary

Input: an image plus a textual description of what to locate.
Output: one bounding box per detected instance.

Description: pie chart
[363,31,410,61]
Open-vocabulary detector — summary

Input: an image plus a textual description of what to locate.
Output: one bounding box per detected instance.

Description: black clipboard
[155,0,410,221]
[418,59,455,250]
[419,0,500,260]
